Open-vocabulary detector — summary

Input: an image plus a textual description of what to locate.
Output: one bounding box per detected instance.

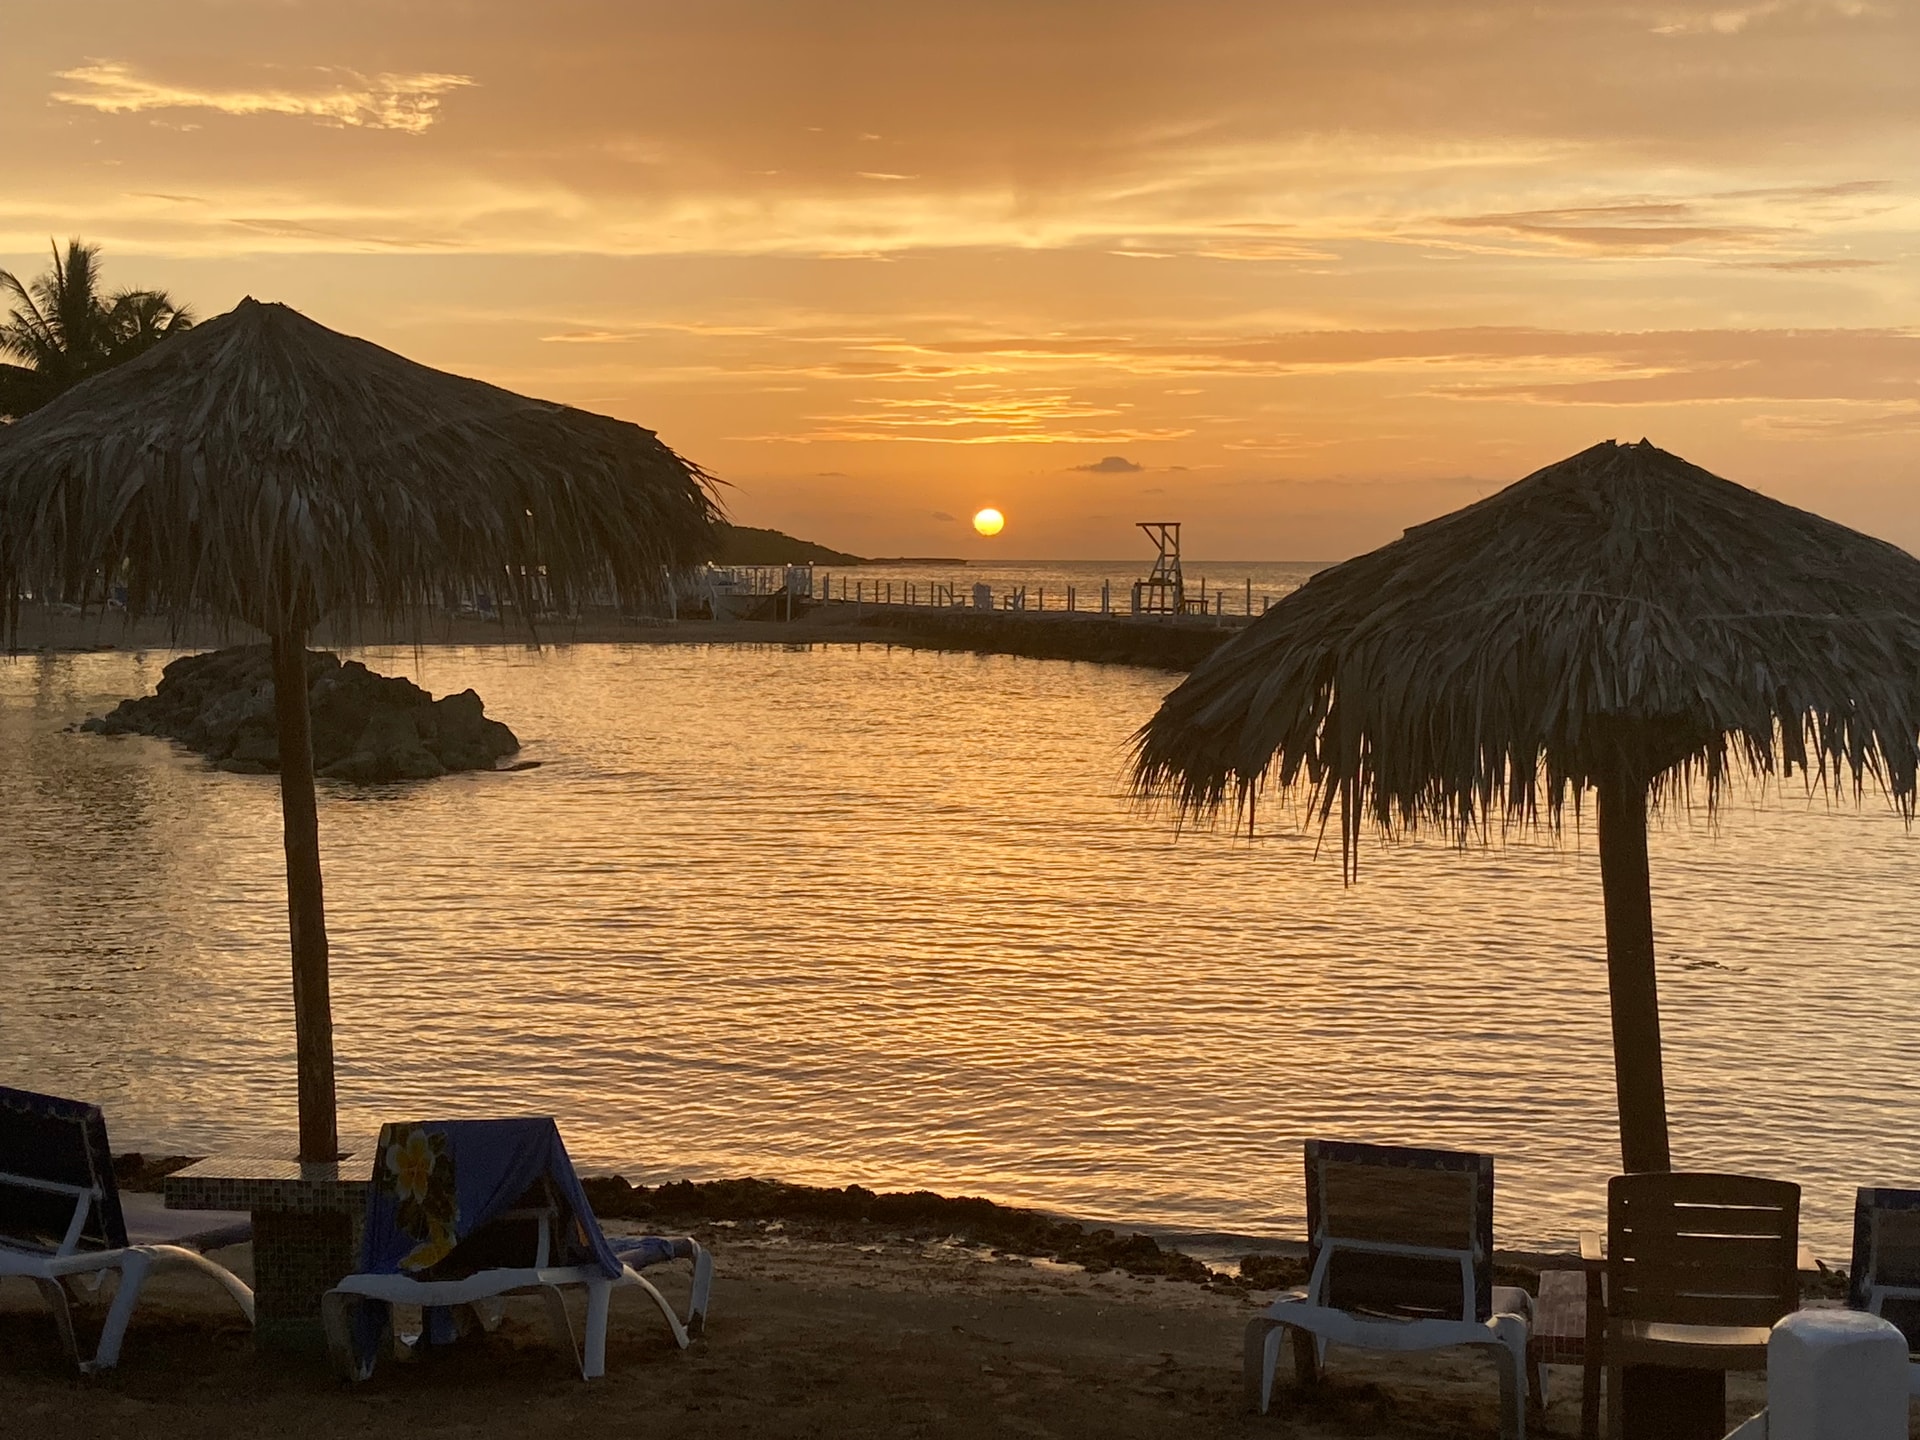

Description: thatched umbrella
[0,298,719,1162]
[1133,439,1920,1173]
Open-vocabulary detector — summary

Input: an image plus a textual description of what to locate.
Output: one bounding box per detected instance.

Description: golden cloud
[52,61,474,134]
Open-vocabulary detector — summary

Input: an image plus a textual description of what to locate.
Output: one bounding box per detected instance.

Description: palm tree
[0,239,194,420]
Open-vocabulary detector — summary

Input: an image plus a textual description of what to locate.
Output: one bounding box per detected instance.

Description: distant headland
[716,524,961,567]
[716,524,865,565]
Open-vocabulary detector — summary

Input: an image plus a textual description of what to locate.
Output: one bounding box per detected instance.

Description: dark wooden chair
[1580,1172,1801,1440]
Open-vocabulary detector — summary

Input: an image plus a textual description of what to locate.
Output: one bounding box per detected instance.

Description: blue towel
[360,1117,621,1280]
[352,1116,680,1365]
[612,1234,695,1269]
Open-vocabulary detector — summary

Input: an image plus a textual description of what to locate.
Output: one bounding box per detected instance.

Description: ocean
[2,635,1914,1259]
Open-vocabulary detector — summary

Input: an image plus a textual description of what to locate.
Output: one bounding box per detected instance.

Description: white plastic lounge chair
[0,1085,254,1371]
[1245,1139,1533,1440]
[1847,1186,1920,1397]
[321,1118,712,1381]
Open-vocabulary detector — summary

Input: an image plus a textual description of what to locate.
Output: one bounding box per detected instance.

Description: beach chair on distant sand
[1244,1139,1533,1440]
[1847,1186,1920,1396]
[322,1117,712,1381]
[0,1084,255,1371]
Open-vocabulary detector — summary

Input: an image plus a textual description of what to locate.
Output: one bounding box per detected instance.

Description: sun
[972,507,1005,537]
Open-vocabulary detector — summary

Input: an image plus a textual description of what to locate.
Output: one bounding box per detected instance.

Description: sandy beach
[2,1221,1768,1440]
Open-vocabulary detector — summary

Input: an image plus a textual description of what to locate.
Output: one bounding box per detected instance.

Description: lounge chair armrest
[1579,1231,1604,1266]
[1797,1244,1823,1274]
[1490,1283,1533,1321]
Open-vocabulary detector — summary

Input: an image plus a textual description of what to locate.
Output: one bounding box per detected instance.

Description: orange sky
[4,2,1916,559]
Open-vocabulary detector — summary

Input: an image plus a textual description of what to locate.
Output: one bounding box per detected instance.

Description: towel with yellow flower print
[357,1117,624,1284]
[348,1117,643,1369]
[374,1123,461,1271]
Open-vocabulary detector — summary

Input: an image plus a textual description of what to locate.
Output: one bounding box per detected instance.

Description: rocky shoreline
[79,644,523,782]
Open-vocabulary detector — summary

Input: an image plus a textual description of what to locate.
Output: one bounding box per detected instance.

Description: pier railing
[810,573,1282,624]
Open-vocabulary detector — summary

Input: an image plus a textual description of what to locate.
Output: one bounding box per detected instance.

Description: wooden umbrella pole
[272,627,340,1163]
[1595,770,1672,1174]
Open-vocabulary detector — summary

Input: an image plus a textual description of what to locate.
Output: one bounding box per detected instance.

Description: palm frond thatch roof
[1132,440,1920,861]
[0,297,719,633]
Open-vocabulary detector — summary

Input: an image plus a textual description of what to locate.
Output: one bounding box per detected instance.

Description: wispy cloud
[1721,256,1883,270]
[52,61,474,134]
[225,216,462,248]
[1422,327,1920,405]
[1748,404,1920,437]
[743,388,1193,445]
[1223,434,1341,453]
[541,322,776,342]
[1649,1,1880,36]
[1444,201,1779,252]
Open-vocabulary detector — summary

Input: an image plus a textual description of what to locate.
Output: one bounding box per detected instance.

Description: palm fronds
[0,297,721,634]
[1131,440,1920,867]
[0,239,196,419]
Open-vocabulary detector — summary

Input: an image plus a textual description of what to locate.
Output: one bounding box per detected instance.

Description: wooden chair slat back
[1607,1172,1798,1330]
[1320,1161,1476,1248]
[1306,1139,1493,1322]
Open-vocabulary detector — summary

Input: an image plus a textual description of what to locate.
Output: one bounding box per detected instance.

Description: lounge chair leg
[154,1245,255,1324]
[582,1280,612,1380]
[1606,1364,1624,1440]
[321,1291,351,1380]
[29,1278,80,1364]
[321,1291,388,1382]
[85,1252,152,1372]
[1292,1325,1321,1387]
[624,1271,691,1350]
[541,1284,583,1374]
[686,1244,713,1339]
[1488,1315,1530,1439]
[1490,1333,1526,1440]
[1243,1316,1282,1412]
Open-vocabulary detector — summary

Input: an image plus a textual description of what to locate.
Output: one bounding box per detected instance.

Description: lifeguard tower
[1130,522,1185,616]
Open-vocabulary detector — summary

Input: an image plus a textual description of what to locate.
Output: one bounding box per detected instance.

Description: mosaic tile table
[164,1139,373,1349]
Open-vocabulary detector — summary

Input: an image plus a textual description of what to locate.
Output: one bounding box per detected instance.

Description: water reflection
[0,642,1915,1257]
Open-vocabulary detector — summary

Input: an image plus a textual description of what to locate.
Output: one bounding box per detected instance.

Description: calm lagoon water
[2,640,1916,1258]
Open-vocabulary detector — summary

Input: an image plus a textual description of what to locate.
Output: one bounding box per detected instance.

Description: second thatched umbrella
[0,297,719,1162]
[1133,439,1920,1173]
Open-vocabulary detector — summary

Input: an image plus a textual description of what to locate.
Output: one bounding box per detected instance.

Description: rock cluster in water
[81,644,521,782]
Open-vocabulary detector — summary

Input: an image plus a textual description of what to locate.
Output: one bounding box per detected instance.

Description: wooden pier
[832,599,1247,671]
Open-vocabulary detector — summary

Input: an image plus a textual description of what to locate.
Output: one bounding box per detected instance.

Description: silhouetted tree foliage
[0,239,195,420]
